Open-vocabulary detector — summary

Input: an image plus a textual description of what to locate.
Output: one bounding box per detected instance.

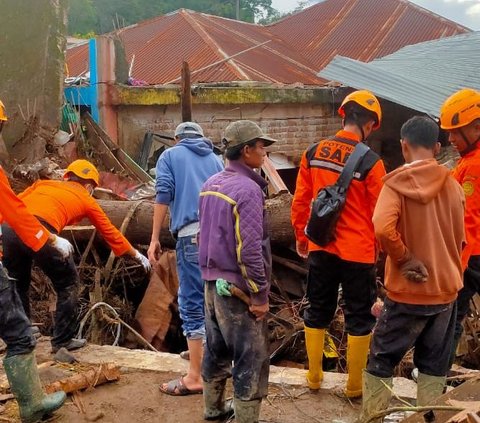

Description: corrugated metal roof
[318,31,480,117]
[66,0,470,86]
[66,43,89,78]
[268,0,469,70]
[66,9,322,85]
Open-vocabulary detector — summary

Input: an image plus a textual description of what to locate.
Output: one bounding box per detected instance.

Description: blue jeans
[176,235,205,340]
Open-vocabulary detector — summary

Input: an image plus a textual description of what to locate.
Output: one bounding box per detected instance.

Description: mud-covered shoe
[51,338,87,354]
[31,326,41,339]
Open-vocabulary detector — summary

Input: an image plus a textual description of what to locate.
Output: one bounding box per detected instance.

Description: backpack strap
[305,142,319,167]
[336,143,370,191]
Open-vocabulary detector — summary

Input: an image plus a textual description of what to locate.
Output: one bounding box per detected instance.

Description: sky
[270,0,480,30]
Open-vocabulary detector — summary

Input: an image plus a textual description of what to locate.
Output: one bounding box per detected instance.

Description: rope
[77,301,159,352]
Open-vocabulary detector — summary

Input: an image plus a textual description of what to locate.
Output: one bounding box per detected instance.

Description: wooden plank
[84,116,126,174]
[85,113,152,183]
[402,377,480,423]
[262,156,289,195]
[181,61,192,122]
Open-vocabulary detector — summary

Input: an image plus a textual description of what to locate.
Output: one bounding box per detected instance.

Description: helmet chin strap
[359,125,366,142]
[459,129,480,156]
[352,115,366,141]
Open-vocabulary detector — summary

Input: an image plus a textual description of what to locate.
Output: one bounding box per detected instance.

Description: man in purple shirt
[198,120,275,423]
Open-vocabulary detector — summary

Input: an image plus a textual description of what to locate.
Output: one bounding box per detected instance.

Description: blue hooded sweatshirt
[155,137,224,235]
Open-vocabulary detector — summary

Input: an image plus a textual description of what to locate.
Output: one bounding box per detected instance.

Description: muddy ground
[1,340,360,423]
[52,370,360,423]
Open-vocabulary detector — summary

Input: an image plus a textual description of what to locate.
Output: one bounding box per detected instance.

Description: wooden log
[44,363,120,395]
[61,193,295,248]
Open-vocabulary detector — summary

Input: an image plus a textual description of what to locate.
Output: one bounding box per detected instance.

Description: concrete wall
[113,85,344,164]
[0,0,66,159]
[112,85,415,169]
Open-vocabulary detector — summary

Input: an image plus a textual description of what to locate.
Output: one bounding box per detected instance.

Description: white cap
[174,122,204,138]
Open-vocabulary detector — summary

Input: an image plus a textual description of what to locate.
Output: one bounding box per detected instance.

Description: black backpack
[305,142,370,246]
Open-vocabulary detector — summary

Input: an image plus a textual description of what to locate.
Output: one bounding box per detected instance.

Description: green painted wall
[113,85,334,106]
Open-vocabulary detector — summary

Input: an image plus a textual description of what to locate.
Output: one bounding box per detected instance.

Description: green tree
[66,0,278,34]
[67,0,97,36]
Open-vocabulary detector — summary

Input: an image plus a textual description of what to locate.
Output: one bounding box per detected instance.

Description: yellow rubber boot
[304,326,325,390]
[345,333,371,398]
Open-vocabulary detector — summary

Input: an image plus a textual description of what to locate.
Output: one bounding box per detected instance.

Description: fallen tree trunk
[62,193,294,248]
[44,363,120,394]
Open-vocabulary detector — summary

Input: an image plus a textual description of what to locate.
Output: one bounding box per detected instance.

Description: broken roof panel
[318,31,480,117]
[268,0,469,70]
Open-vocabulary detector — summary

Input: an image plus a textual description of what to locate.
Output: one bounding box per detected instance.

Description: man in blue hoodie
[148,122,223,396]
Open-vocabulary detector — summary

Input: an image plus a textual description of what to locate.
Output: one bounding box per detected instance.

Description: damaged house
[65,0,469,174]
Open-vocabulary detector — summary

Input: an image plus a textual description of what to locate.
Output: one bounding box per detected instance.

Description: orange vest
[452,143,480,266]
[19,180,132,256]
[0,168,50,252]
[291,130,386,264]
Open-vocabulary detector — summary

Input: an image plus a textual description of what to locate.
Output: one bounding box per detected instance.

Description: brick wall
[117,102,342,165]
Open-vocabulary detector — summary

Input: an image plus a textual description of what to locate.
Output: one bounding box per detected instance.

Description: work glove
[135,250,151,273]
[399,253,428,283]
[216,278,232,297]
[50,234,74,259]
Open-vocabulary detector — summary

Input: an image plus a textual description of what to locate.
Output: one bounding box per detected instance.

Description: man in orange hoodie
[1,159,151,353]
[291,90,385,397]
[361,116,465,422]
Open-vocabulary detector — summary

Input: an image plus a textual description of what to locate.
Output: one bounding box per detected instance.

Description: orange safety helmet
[0,100,7,121]
[338,90,382,129]
[64,159,99,186]
[440,88,480,130]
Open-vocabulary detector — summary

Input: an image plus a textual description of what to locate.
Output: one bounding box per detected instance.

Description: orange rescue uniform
[0,167,49,251]
[292,130,386,264]
[18,180,132,256]
[452,143,480,267]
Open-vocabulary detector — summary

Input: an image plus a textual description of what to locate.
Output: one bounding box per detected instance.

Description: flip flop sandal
[158,376,203,396]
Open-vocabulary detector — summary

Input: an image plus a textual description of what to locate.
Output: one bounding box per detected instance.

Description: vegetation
[67,0,285,35]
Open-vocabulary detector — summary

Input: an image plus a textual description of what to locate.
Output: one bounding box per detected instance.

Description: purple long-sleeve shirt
[198,160,272,305]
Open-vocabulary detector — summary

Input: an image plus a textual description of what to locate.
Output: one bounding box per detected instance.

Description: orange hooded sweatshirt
[373,159,465,305]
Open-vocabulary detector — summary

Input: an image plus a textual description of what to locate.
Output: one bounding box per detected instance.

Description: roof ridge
[398,0,471,31]
[180,10,250,80]
[113,13,167,37]
[205,14,319,74]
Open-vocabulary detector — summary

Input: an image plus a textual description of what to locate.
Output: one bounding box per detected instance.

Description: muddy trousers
[449,255,480,367]
[367,298,456,379]
[202,281,270,402]
[0,262,36,358]
[2,223,79,349]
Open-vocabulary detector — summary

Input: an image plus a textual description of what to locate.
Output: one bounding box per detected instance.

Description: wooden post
[181,61,192,122]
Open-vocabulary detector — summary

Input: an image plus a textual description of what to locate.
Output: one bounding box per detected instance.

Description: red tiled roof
[268,0,469,70]
[66,0,470,86]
